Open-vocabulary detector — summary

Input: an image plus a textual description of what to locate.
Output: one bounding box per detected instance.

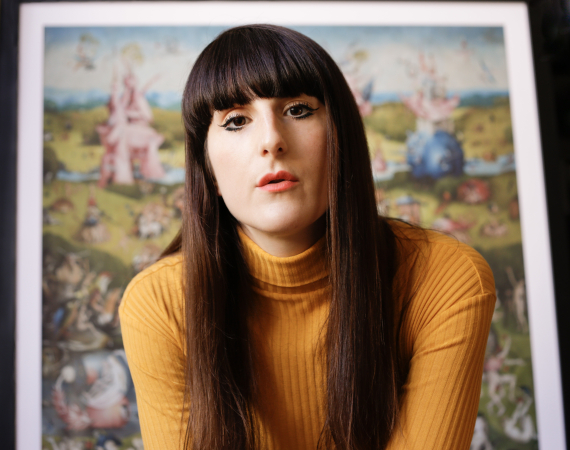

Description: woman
[119,24,495,450]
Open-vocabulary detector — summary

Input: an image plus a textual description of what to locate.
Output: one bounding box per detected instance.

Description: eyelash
[220,102,318,132]
[286,102,318,119]
[221,114,246,132]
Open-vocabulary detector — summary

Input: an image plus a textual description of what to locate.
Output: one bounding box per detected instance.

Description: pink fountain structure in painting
[401,53,460,129]
[97,70,165,187]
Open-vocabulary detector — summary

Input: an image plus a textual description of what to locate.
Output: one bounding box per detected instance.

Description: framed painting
[16,2,566,449]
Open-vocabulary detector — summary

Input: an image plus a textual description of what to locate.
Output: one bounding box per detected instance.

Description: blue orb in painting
[406,130,464,179]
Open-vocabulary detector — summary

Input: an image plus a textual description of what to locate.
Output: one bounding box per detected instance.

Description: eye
[286,102,318,119]
[220,114,248,132]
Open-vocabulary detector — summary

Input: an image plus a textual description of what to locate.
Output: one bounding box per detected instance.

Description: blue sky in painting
[44,25,509,104]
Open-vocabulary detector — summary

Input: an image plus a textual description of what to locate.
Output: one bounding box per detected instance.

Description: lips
[257,170,299,192]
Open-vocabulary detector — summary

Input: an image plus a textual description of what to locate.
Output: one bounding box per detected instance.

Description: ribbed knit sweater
[119,222,495,450]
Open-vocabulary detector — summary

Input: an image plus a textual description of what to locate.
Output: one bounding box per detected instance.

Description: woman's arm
[387,230,496,450]
[387,292,495,450]
[119,257,188,450]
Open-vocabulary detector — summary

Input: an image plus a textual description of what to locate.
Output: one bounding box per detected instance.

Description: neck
[239,216,326,257]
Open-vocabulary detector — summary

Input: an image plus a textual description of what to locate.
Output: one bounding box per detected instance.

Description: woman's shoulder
[119,253,185,333]
[389,220,495,300]
[123,253,184,297]
[132,251,183,279]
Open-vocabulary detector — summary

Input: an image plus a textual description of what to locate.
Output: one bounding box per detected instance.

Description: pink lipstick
[257,170,299,192]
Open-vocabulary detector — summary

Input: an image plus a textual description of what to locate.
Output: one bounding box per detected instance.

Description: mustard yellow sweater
[119,223,495,450]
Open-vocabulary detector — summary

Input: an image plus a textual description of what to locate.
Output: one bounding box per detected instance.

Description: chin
[254,219,306,237]
[255,212,325,239]
[232,203,326,239]
[239,212,304,236]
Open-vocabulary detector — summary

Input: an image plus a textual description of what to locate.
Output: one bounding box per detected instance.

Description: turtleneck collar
[238,227,328,289]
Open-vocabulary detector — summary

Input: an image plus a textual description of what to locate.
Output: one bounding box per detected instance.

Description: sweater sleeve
[118,256,188,450]
[387,234,496,450]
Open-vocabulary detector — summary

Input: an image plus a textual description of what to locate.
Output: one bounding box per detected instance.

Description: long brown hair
[163,24,403,449]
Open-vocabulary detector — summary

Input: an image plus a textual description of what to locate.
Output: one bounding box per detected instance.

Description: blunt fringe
[163,24,405,450]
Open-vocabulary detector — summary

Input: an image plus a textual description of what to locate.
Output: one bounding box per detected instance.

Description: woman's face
[207,94,328,253]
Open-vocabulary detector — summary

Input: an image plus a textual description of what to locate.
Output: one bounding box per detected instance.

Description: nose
[259,113,286,157]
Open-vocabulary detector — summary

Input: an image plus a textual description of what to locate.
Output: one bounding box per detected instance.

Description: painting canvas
[17,3,565,450]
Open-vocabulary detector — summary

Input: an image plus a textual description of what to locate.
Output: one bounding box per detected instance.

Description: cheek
[207,137,235,193]
[307,131,328,182]
[208,147,249,205]
[315,134,329,209]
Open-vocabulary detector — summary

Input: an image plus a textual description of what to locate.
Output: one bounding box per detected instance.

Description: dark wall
[0,0,569,449]
[529,2,570,447]
[0,0,19,448]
